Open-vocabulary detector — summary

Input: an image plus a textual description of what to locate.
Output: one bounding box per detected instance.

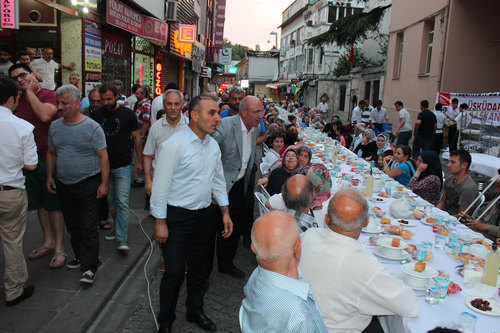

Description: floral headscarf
[300,163,332,209]
[269,145,300,174]
[376,133,392,155]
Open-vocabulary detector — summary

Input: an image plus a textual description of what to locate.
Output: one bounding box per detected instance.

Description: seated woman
[382,145,416,187]
[354,129,378,161]
[387,132,396,152]
[341,124,353,149]
[258,146,300,196]
[260,130,285,175]
[407,151,443,205]
[297,146,312,170]
[371,133,393,161]
[300,115,310,128]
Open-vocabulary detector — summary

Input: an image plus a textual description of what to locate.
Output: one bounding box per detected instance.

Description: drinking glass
[424,284,441,305]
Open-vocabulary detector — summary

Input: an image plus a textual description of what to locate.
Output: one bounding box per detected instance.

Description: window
[364,81,371,101]
[328,6,338,23]
[289,57,296,73]
[319,47,324,65]
[281,38,285,49]
[339,84,347,111]
[296,55,305,72]
[338,6,345,20]
[296,28,301,45]
[393,32,404,79]
[308,49,314,65]
[290,31,295,47]
[425,20,434,74]
[372,80,380,103]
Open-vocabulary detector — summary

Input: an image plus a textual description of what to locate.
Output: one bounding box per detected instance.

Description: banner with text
[436,91,500,127]
[84,19,102,96]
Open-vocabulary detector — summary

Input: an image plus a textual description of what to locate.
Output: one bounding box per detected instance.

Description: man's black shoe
[219,266,245,279]
[186,312,216,331]
[131,180,144,188]
[5,286,34,307]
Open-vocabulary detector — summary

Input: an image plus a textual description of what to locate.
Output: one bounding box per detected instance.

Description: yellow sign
[85,59,102,72]
[173,30,192,57]
[178,25,196,43]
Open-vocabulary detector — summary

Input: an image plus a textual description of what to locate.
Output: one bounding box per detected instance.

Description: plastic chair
[262,143,270,156]
[259,162,268,176]
[471,194,485,219]
[254,192,269,216]
[259,185,270,199]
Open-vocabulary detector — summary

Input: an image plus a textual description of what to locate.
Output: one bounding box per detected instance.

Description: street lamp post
[270,31,278,49]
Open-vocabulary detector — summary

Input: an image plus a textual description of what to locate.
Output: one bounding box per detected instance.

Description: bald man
[299,189,418,332]
[209,95,263,278]
[240,211,327,332]
[282,174,318,232]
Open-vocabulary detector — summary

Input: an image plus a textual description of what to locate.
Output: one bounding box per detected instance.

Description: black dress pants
[157,205,212,328]
[56,174,101,273]
[448,125,457,151]
[215,177,245,270]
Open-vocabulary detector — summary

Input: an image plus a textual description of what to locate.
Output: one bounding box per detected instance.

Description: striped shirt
[241,267,327,333]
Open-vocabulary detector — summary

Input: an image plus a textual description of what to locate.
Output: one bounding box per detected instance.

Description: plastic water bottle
[358,149,362,159]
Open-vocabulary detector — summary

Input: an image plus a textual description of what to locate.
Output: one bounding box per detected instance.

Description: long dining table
[299,130,499,333]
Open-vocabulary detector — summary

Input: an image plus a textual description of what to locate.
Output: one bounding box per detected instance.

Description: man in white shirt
[445,98,460,151]
[299,189,418,332]
[432,103,447,155]
[317,97,329,120]
[453,103,472,150]
[151,95,233,333]
[0,77,38,306]
[143,89,188,198]
[394,100,412,145]
[30,48,75,90]
[351,100,366,125]
[150,83,180,125]
[370,100,389,133]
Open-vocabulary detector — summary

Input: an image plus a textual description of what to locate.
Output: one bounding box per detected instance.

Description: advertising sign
[154,55,162,97]
[437,91,500,127]
[84,19,102,95]
[107,0,168,43]
[201,66,212,78]
[219,47,232,65]
[1,0,18,29]
[178,25,197,43]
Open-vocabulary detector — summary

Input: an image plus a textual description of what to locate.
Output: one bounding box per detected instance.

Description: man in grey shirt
[46,85,109,285]
[394,100,412,145]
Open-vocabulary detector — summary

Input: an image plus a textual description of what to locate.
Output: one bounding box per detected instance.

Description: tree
[333,46,377,77]
[222,39,249,61]
[308,4,391,48]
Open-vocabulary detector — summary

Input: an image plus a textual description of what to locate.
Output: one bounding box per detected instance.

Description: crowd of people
[1,54,499,333]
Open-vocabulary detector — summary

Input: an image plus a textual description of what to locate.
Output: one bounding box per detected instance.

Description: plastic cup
[425,285,441,305]
[416,243,428,262]
[434,277,450,299]
[434,234,446,249]
[457,312,477,333]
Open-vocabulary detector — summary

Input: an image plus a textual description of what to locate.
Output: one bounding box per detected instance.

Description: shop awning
[266,82,291,89]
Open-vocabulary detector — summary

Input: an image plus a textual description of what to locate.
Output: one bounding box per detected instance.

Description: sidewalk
[0,187,154,333]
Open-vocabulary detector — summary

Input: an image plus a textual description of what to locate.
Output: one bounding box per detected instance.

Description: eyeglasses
[246,109,264,115]
[11,72,29,81]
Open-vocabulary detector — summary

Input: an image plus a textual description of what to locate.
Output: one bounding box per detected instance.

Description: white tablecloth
[442,152,500,178]
[308,142,500,333]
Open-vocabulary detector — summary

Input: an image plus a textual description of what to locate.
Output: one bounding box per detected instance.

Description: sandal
[28,246,55,260]
[49,252,67,269]
[99,220,112,230]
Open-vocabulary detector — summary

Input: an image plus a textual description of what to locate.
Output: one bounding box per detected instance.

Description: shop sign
[84,20,102,73]
[154,55,162,97]
[1,0,19,29]
[107,0,168,43]
[178,25,196,43]
[219,48,232,65]
[227,66,237,74]
[172,30,192,58]
[201,66,212,78]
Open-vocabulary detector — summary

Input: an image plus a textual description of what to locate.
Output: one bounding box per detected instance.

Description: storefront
[101,27,131,92]
[132,36,155,88]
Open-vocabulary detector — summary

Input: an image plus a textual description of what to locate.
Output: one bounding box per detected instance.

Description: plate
[401,263,438,279]
[420,218,436,226]
[393,218,417,227]
[377,236,408,250]
[369,197,386,203]
[373,247,411,261]
[465,297,500,316]
[362,225,384,234]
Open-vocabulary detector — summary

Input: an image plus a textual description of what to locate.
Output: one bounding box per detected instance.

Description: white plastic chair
[262,143,270,156]
[259,185,270,199]
[254,192,269,216]
[471,194,485,219]
[259,163,268,176]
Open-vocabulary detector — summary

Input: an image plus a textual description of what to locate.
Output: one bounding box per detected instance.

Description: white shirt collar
[240,116,254,134]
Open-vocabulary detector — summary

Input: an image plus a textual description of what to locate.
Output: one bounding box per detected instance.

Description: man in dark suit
[211,96,263,278]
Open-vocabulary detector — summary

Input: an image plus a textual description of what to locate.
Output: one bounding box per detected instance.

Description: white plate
[420,218,436,226]
[393,272,427,291]
[373,247,411,261]
[465,297,500,316]
[377,236,408,250]
[401,262,438,279]
[362,225,384,234]
[393,218,417,227]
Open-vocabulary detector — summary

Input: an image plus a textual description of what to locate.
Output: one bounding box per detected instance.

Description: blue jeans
[108,165,131,241]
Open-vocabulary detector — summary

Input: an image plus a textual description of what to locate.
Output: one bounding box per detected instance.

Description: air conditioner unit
[165,1,178,22]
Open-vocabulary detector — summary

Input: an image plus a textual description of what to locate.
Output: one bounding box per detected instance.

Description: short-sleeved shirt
[317,102,328,114]
[15,88,59,158]
[0,61,13,77]
[351,106,362,123]
[91,105,139,169]
[393,161,415,187]
[443,175,479,215]
[48,117,106,185]
[134,98,151,127]
[31,58,59,90]
[361,107,371,124]
[370,107,388,123]
[398,108,412,132]
[416,109,437,139]
[434,111,446,133]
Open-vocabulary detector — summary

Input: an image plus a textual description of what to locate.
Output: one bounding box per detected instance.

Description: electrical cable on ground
[130,209,159,331]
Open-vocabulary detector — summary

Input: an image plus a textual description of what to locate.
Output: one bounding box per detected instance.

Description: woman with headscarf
[301,163,332,210]
[371,133,393,161]
[297,146,312,170]
[258,146,300,195]
[407,151,443,205]
[355,129,378,161]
